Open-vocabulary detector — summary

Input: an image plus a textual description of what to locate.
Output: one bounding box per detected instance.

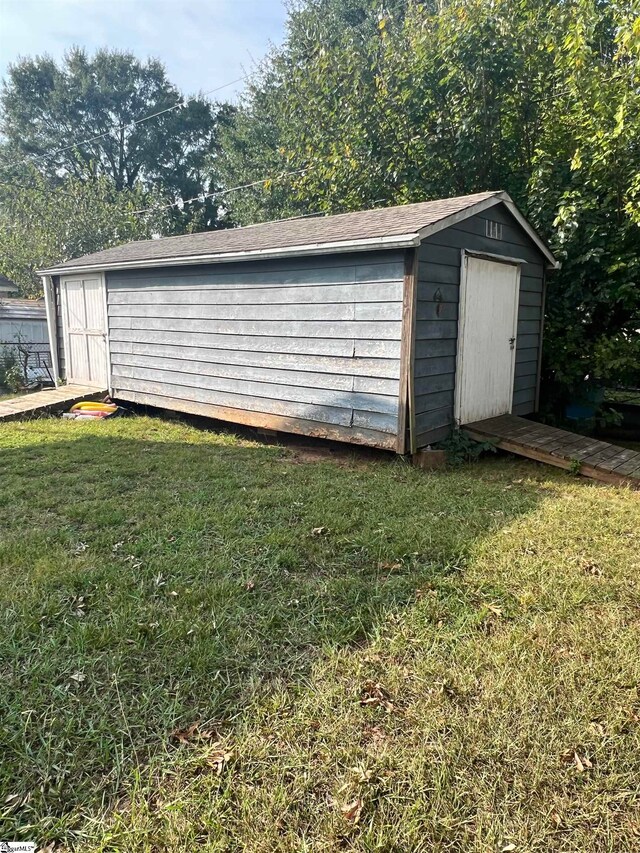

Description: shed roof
[0,298,46,320]
[0,274,17,293]
[40,191,558,275]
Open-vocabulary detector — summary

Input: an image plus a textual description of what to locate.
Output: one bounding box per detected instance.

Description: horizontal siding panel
[109,280,403,306]
[415,320,457,341]
[113,389,397,450]
[415,424,452,447]
[519,305,542,322]
[107,252,404,287]
[417,263,460,287]
[516,346,539,364]
[519,290,543,307]
[111,365,399,415]
[513,387,536,407]
[420,244,461,268]
[414,355,456,378]
[414,389,454,413]
[356,262,405,282]
[513,399,536,416]
[520,275,543,293]
[414,339,457,359]
[109,328,402,359]
[352,410,397,434]
[109,300,402,322]
[415,405,453,436]
[109,341,400,379]
[514,374,537,394]
[418,281,460,305]
[515,360,538,378]
[416,302,458,322]
[113,377,354,427]
[417,282,459,303]
[414,373,455,396]
[517,334,539,349]
[110,316,402,341]
[113,379,398,436]
[517,320,540,336]
[111,351,399,396]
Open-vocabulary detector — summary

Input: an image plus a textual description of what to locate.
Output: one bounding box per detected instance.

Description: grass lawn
[1,416,639,852]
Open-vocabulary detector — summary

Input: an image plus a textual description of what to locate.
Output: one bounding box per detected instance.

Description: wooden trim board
[397,248,418,454]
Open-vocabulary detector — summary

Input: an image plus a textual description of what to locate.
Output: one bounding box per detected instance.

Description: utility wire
[19,75,248,165]
[130,169,307,215]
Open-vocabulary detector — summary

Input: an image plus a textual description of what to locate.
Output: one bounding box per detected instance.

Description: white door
[454,254,520,425]
[61,275,108,386]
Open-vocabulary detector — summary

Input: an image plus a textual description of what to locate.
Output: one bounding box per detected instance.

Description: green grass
[1,416,639,852]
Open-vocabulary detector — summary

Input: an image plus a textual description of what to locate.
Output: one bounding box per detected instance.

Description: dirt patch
[283,445,374,468]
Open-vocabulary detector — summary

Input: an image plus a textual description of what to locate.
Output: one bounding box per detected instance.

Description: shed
[0,297,52,384]
[40,191,558,453]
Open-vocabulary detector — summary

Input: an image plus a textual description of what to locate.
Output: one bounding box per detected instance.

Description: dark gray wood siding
[107,252,405,449]
[413,205,546,447]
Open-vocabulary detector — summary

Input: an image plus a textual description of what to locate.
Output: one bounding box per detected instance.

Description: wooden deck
[464,414,640,488]
[0,384,107,422]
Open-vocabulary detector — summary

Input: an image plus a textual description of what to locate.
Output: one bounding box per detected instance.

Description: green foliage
[568,457,583,476]
[437,429,497,466]
[0,168,165,296]
[1,48,232,231]
[220,0,640,402]
[0,348,19,391]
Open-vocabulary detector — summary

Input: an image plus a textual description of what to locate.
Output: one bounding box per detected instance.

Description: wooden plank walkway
[464,414,640,488]
[0,384,107,422]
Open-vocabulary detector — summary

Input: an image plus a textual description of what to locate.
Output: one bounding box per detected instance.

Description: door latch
[509,336,516,350]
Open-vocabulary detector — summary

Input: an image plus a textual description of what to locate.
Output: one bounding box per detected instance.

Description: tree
[1,48,231,231]
[219,0,640,401]
[0,167,166,297]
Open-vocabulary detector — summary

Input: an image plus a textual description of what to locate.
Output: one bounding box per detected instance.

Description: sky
[0,0,288,102]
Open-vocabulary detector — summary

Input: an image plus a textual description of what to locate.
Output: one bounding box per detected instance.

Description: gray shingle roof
[42,192,507,274]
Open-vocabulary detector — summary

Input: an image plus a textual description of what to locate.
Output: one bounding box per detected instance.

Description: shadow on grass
[0,421,550,842]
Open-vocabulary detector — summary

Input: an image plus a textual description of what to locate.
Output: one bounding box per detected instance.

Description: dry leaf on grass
[486,603,504,617]
[170,721,220,746]
[581,559,603,577]
[171,722,201,744]
[4,791,30,810]
[364,725,387,745]
[574,752,593,772]
[340,797,363,823]
[204,744,233,775]
[563,749,593,772]
[312,526,329,536]
[360,681,394,713]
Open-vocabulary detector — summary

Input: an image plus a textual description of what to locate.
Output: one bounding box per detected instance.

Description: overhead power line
[26,75,248,164]
[131,169,308,215]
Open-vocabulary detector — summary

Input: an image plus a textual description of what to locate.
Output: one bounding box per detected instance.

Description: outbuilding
[41,191,558,453]
[0,295,52,385]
